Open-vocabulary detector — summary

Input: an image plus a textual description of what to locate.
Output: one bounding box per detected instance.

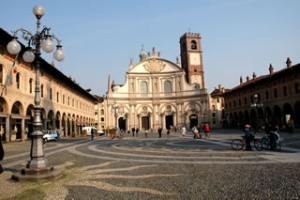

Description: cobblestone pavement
[0,129,300,200]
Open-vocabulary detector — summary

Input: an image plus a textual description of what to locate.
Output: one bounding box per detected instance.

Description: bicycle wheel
[254,139,262,151]
[261,137,270,150]
[231,139,244,150]
[274,140,282,151]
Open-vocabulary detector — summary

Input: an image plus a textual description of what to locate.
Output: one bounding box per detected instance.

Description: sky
[1,0,299,95]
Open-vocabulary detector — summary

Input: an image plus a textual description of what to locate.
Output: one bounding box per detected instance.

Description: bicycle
[261,131,282,151]
[231,133,262,151]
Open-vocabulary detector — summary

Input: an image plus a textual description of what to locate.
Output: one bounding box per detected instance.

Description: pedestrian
[91,128,94,140]
[181,126,186,137]
[136,128,139,137]
[204,124,210,138]
[145,129,148,138]
[132,127,135,137]
[167,129,170,138]
[244,124,252,151]
[0,133,4,174]
[192,125,199,139]
[158,127,162,138]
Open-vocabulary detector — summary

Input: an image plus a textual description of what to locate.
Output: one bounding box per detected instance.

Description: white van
[82,126,97,136]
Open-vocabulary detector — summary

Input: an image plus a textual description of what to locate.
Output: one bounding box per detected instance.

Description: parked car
[43,130,59,142]
[98,130,105,136]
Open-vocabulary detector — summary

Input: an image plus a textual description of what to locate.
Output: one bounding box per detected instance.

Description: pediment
[143,59,166,72]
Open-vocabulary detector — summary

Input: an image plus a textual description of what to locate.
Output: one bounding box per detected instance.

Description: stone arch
[55,111,61,131]
[47,110,55,130]
[273,105,282,125]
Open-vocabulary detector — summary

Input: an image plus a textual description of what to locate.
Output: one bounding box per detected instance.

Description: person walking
[244,124,252,151]
[132,127,136,137]
[181,126,186,137]
[136,128,139,137]
[158,127,162,138]
[145,129,148,138]
[204,124,210,138]
[91,128,94,140]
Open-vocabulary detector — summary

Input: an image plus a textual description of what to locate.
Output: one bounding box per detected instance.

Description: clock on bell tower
[179,32,205,88]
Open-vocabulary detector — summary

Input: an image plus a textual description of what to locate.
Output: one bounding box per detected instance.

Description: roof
[224,63,300,95]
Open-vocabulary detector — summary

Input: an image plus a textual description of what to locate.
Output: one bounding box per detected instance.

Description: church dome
[139,47,147,61]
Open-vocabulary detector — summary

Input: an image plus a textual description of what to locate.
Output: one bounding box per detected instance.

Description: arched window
[191,40,197,50]
[164,80,172,93]
[211,105,216,111]
[140,81,148,94]
[195,83,200,89]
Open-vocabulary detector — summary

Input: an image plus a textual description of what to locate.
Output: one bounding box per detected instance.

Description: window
[283,86,288,97]
[101,117,104,122]
[57,92,59,103]
[0,65,3,84]
[274,88,278,98]
[164,80,172,93]
[265,90,269,99]
[191,40,197,50]
[295,83,300,94]
[63,95,65,104]
[140,81,148,94]
[29,79,33,93]
[41,84,44,97]
[16,73,20,89]
[50,88,52,100]
[101,109,104,115]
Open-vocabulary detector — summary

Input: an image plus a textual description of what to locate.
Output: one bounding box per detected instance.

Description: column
[5,117,10,142]
[21,118,25,142]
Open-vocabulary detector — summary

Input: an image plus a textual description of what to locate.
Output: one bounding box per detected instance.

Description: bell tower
[179,33,205,88]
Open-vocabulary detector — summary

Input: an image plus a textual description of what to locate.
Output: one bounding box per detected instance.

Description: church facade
[101,33,214,132]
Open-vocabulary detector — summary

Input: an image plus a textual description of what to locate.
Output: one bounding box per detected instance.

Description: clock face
[189,53,201,65]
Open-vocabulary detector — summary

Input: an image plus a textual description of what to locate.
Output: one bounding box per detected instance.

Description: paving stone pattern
[0,129,300,200]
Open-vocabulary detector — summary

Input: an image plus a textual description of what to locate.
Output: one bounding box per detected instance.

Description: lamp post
[7,5,65,182]
[251,94,263,130]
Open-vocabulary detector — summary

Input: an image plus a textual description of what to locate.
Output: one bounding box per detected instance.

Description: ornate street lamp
[7,5,65,182]
[251,94,263,129]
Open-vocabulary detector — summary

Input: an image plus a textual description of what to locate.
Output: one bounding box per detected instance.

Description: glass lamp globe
[22,49,35,63]
[41,36,55,53]
[53,46,65,61]
[33,5,45,19]
[7,38,21,55]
